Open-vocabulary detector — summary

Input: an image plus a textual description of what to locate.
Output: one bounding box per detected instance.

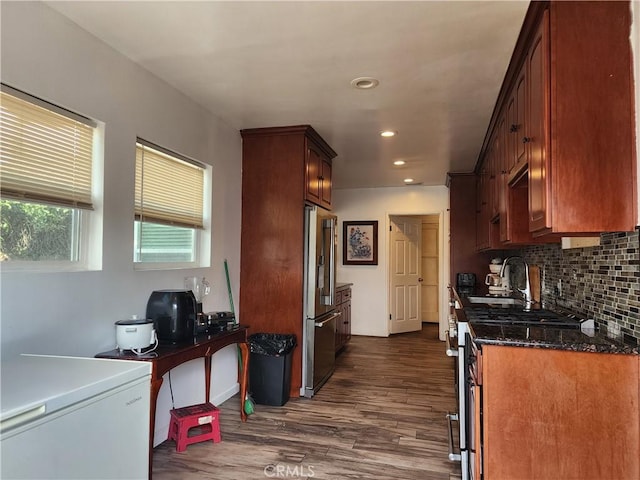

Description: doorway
[388,214,441,335]
[421,215,439,324]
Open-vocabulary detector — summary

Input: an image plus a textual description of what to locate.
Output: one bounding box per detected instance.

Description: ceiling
[45,1,530,190]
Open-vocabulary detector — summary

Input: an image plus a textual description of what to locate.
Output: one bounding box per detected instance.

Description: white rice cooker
[115,318,156,353]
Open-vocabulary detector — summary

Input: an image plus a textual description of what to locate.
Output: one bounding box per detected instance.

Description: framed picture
[343,220,378,265]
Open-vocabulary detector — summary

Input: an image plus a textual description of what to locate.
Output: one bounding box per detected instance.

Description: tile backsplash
[520,230,639,346]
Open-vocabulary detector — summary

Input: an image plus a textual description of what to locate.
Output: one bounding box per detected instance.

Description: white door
[389,216,422,334]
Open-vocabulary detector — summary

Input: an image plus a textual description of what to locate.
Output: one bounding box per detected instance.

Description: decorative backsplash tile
[520,230,639,346]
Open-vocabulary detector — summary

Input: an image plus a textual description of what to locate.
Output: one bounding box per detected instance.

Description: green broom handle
[225,259,244,367]
[224,259,236,318]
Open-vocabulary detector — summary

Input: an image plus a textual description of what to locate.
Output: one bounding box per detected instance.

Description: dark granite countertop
[336,282,353,290]
[470,321,639,355]
[451,286,639,355]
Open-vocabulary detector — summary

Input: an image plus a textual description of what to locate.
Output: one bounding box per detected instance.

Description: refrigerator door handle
[322,217,336,306]
[314,311,341,327]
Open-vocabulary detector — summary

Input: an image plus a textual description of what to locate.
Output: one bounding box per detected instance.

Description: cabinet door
[505,95,516,174]
[343,290,351,344]
[489,132,500,221]
[306,142,332,210]
[475,160,491,251]
[513,63,527,172]
[497,115,511,243]
[305,143,322,206]
[527,10,550,233]
[340,301,348,349]
[334,290,343,352]
[320,157,332,209]
[483,346,639,479]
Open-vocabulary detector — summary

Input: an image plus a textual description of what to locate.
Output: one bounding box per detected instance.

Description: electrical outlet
[608,322,621,340]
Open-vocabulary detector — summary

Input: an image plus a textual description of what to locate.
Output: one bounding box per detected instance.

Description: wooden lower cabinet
[480,345,640,479]
[335,286,351,353]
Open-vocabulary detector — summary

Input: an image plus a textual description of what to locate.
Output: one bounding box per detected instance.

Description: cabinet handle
[522,136,531,143]
[501,170,507,175]
[318,175,324,180]
[510,124,518,133]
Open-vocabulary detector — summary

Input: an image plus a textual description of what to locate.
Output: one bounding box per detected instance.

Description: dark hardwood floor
[153,324,462,479]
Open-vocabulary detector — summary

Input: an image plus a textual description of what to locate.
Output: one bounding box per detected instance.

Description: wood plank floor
[153,324,462,479]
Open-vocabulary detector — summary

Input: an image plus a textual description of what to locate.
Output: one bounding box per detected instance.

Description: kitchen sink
[466,295,524,306]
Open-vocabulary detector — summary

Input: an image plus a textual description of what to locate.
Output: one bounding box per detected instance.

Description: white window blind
[135,140,205,229]
[0,85,95,209]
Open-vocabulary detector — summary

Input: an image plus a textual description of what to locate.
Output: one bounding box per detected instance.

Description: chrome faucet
[500,256,532,310]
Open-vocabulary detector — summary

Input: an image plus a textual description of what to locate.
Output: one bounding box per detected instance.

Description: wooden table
[96,325,249,479]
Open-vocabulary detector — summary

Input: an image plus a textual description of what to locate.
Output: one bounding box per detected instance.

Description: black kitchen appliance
[146,290,197,343]
[456,273,476,297]
[196,311,236,334]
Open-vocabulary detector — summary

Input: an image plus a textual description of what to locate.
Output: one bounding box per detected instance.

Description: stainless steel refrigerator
[302,204,339,398]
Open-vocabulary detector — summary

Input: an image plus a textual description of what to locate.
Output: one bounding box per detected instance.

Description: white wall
[0,2,243,445]
[333,186,450,340]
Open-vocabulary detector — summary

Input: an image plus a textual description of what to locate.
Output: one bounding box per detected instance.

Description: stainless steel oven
[467,330,482,480]
[446,288,471,479]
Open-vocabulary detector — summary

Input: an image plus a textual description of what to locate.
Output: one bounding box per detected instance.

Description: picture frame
[343,220,378,265]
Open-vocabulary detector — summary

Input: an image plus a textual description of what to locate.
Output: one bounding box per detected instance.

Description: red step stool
[167,402,221,452]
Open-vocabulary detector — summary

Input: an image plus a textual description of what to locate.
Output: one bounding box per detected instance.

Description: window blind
[135,141,205,229]
[0,86,95,209]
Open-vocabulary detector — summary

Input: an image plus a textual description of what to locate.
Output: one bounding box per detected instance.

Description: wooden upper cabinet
[477,0,637,243]
[475,160,490,251]
[489,130,501,221]
[321,157,332,207]
[527,10,550,233]
[528,1,637,234]
[513,63,527,174]
[305,140,333,210]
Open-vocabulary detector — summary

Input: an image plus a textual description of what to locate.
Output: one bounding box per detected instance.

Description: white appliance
[115,318,156,352]
[1,354,151,480]
[301,204,340,398]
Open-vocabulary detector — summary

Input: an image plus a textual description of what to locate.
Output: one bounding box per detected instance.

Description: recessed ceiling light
[393,160,405,166]
[380,130,397,137]
[404,178,414,183]
[350,77,379,89]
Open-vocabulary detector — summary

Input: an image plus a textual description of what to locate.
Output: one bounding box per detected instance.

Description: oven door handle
[446,412,462,462]
[445,331,458,357]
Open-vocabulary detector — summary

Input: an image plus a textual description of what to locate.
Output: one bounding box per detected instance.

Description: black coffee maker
[146,290,197,343]
[456,273,476,298]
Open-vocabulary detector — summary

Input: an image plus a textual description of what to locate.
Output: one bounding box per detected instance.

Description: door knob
[418,278,424,282]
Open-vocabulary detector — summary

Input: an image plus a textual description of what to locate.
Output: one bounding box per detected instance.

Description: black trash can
[248,333,297,406]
